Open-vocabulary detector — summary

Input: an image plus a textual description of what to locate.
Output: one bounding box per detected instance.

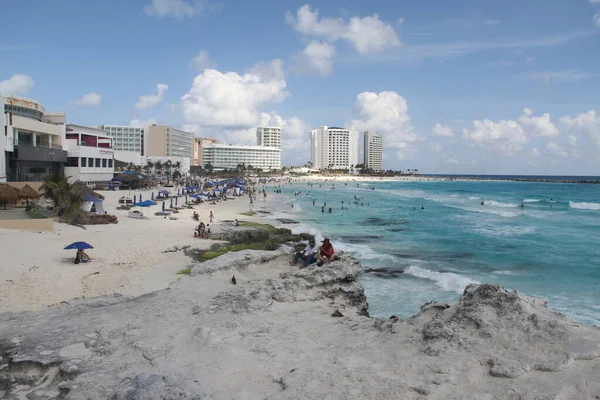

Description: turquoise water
[264,180,600,325]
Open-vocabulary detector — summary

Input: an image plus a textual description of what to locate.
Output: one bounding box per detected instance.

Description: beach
[0,188,257,312]
[1,180,599,399]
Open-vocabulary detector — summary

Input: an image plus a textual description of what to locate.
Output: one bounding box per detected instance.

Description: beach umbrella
[64,241,93,250]
[162,201,166,212]
[0,184,19,209]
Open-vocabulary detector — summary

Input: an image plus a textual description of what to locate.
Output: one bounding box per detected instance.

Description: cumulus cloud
[291,40,336,76]
[135,83,168,110]
[0,74,34,95]
[518,108,560,136]
[190,50,215,70]
[462,118,528,156]
[432,123,454,137]
[182,124,201,135]
[286,4,401,54]
[74,92,101,106]
[546,141,569,157]
[560,109,600,149]
[129,118,157,128]
[347,91,419,160]
[144,0,206,18]
[181,59,288,127]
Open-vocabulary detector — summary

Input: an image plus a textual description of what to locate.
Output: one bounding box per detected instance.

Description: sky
[1,0,599,175]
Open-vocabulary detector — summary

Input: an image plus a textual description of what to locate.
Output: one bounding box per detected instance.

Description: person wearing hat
[317,238,335,266]
[289,239,317,267]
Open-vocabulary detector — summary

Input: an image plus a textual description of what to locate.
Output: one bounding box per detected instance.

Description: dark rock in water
[389,315,399,322]
[339,235,380,244]
[110,373,211,399]
[363,217,408,226]
[277,218,300,224]
[332,310,344,317]
[364,267,405,278]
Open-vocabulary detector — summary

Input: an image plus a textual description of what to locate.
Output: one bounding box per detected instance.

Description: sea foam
[404,265,480,293]
[569,201,600,211]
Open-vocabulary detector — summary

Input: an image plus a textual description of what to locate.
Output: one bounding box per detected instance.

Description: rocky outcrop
[0,254,599,399]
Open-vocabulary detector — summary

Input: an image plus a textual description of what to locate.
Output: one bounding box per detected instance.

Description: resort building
[256,126,281,148]
[63,124,115,185]
[310,126,359,170]
[96,125,144,154]
[201,143,281,171]
[145,125,194,159]
[194,137,219,166]
[364,131,383,171]
[1,95,68,182]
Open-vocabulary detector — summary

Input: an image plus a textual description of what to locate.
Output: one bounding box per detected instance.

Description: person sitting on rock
[289,239,317,267]
[316,238,335,267]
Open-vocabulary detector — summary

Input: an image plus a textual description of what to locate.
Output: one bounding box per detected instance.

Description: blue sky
[1,0,599,174]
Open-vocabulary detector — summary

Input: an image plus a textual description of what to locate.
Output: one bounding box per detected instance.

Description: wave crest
[569,201,600,211]
[404,265,479,293]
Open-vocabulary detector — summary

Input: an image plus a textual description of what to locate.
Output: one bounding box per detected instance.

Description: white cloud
[429,143,444,153]
[74,92,101,106]
[135,83,168,110]
[446,158,459,164]
[518,108,560,136]
[591,0,600,4]
[462,118,528,156]
[546,142,569,157]
[286,4,401,54]
[595,11,600,26]
[560,110,600,149]
[190,50,215,70]
[432,123,454,137]
[523,70,592,83]
[181,59,288,127]
[0,74,34,95]
[182,124,201,135]
[291,40,336,76]
[144,0,206,18]
[347,91,419,160]
[129,118,157,128]
[568,135,577,147]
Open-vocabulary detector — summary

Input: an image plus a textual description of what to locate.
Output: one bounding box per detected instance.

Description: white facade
[113,150,143,166]
[168,127,194,158]
[256,126,281,148]
[1,95,68,182]
[97,125,144,154]
[64,124,114,185]
[202,144,281,171]
[310,126,359,170]
[364,131,383,171]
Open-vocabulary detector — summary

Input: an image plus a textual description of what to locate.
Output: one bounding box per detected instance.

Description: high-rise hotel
[310,126,359,170]
[364,131,383,171]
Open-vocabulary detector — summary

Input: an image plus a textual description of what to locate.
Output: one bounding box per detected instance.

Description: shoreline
[1,242,599,398]
[296,174,600,184]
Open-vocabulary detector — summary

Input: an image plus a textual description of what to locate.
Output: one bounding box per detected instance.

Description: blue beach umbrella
[64,241,93,250]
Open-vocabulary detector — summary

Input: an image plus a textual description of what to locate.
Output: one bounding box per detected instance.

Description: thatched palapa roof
[18,184,41,199]
[0,184,19,203]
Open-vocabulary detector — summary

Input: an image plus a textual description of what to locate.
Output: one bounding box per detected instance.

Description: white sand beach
[0,188,260,312]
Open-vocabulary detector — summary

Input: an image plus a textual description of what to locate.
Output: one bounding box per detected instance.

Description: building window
[66,157,78,167]
[108,159,113,168]
[101,158,106,168]
[95,158,101,167]
[88,157,94,167]
[81,158,87,167]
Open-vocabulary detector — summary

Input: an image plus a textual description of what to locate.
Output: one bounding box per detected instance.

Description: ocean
[263,179,600,325]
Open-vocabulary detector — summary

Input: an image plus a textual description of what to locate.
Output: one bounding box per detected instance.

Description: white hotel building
[64,124,115,185]
[310,126,359,170]
[202,144,281,171]
[256,126,281,148]
[97,125,144,154]
[364,131,383,171]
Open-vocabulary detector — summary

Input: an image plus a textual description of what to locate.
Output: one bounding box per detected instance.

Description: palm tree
[42,174,87,225]
[154,161,163,175]
[143,160,153,173]
[174,161,181,171]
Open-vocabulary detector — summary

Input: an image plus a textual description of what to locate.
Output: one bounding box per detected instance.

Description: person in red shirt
[317,238,335,266]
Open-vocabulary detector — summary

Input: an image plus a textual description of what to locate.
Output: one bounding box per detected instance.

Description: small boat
[128,209,145,219]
